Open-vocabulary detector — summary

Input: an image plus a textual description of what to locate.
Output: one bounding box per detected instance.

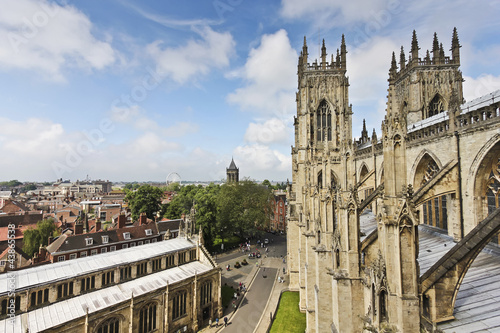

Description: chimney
[118,214,126,229]
[75,222,83,235]
[139,212,147,226]
[95,220,101,232]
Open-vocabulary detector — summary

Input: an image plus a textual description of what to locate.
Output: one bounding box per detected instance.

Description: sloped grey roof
[228,158,238,170]
[361,212,500,331]
[0,260,213,332]
[0,237,196,295]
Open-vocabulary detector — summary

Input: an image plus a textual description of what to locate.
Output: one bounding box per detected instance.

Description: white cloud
[234,144,290,177]
[129,132,180,155]
[110,105,198,137]
[0,0,115,81]
[349,36,399,105]
[226,29,297,117]
[463,75,500,102]
[147,26,235,84]
[244,118,290,144]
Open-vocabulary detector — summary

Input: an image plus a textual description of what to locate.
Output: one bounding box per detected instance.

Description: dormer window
[102,235,109,244]
[123,232,131,240]
[145,229,152,236]
[85,238,93,246]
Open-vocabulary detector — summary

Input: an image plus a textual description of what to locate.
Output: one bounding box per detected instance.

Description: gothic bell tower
[288,35,363,332]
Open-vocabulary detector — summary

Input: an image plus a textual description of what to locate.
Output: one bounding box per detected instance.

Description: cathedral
[287,29,500,332]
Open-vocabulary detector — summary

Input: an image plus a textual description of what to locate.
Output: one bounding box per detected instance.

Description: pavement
[198,246,289,333]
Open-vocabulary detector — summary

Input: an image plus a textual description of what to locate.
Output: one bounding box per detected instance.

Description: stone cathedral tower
[288,29,468,333]
[288,35,363,332]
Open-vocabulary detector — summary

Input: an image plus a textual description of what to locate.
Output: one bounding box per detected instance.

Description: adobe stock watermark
[351,0,402,49]
[8,3,60,53]
[51,67,167,178]
[213,0,244,20]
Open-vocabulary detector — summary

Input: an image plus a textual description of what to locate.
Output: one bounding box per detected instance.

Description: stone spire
[390,51,398,78]
[321,39,327,69]
[439,43,445,64]
[432,32,439,63]
[302,36,308,64]
[361,119,368,143]
[340,34,347,69]
[451,27,461,64]
[411,30,419,63]
[400,46,406,70]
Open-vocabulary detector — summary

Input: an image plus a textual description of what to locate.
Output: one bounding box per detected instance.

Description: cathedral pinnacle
[432,32,439,62]
[400,46,406,70]
[451,27,461,63]
[411,30,419,61]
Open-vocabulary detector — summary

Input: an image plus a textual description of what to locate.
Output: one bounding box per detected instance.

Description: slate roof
[361,212,500,332]
[156,219,182,234]
[227,157,238,170]
[47,223,159,254]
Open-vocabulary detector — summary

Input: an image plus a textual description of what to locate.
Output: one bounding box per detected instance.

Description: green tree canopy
[217,179,273,240]
[125,185,164,221]
[163,184,202,219]
[22,218,58,257]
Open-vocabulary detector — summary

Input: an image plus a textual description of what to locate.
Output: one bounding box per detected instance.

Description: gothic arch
[410,150,443,190]
[330,170,339,188]
[378,166,385,185]
[428,94,446,118]
[468,134,500,224]
[472,138,500,224]
[359,162,370,181]
[314,99,333,142]
[93,314,125,333]
[317,170,323,189]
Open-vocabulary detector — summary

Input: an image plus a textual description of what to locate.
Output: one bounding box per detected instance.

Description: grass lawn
[221,285,235,309]
[270,291,306,333]
[212,235,242,251]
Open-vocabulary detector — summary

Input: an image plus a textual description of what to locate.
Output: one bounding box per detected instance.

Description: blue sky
[0,0,499,183]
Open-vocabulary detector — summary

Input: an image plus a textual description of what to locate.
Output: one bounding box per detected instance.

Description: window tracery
[428,95,444,117]
[316,100,332,142]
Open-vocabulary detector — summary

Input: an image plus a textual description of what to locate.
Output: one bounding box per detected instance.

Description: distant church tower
[226,158,239,183]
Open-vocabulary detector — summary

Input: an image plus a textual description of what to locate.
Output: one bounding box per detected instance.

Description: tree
[163,184,202,219]
[125,185,164,221]
[217,179,273,240]
[22,218,58,257]
[194,183,220,247]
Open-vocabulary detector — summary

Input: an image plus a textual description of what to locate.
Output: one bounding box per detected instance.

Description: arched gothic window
[428,95,444,117]
[379,289,388,322]
[200,281,213,306]
[97,317,120,333]
[486,157,500,215]
[317,170,323,189]
[316,100,332,142]
[139,303,157,333]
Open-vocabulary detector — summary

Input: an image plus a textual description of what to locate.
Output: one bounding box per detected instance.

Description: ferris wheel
[166,172,182,186]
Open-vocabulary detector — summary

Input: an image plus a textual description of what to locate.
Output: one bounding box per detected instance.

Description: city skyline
[0,0,499,182]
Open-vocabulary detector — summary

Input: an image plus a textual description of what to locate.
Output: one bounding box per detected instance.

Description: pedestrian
[215,317,219,327]
[224,316,228,327]
[209,318,212,328]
